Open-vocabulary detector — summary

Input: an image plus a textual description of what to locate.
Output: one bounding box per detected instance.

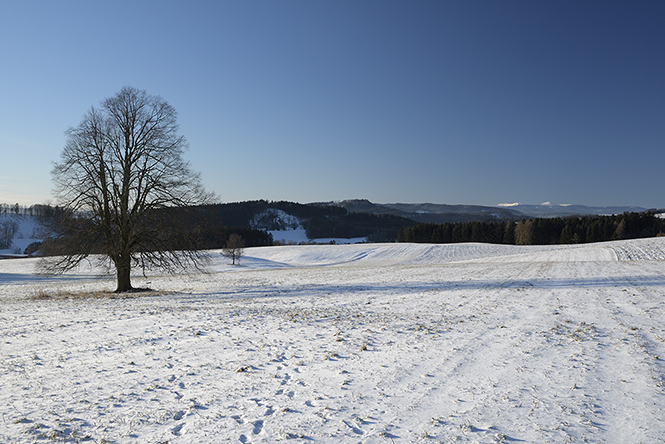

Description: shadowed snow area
[1,238,665,442]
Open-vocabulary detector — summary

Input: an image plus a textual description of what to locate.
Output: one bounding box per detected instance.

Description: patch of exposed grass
[30,288,166,300]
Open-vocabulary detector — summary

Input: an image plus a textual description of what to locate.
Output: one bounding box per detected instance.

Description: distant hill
[195,200,414,243]
[317,199,650,222]
[316,199,521,224]
[496,202,648,218]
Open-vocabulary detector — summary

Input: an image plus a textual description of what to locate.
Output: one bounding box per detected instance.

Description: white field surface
[2,239,665,443]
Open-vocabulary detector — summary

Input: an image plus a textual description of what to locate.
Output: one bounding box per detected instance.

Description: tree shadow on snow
[187,274,665,301]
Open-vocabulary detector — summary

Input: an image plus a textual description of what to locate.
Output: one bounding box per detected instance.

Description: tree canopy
[46,87,213,292]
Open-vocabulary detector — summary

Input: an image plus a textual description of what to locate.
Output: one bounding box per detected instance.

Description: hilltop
[320,199,649,221]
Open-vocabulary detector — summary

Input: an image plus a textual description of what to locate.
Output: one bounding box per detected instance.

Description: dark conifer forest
[397,212,665,245]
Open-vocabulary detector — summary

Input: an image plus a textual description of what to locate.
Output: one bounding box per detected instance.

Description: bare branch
[46,87,214,292]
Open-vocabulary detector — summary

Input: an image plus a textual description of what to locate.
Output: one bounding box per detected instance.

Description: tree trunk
[115,256,133,292]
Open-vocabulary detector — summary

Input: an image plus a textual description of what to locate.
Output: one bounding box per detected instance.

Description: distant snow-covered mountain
[322,199,650,223]
[496,202,647,218]
[320,199,520,224]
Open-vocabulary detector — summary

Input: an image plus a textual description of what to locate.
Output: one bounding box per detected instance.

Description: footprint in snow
[253,419,264,434]
[171,423,183,436]
[342,420,363,435]
[173,411,184,421]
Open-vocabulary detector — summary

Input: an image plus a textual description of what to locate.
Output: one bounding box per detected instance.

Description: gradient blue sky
[1,1,664,208]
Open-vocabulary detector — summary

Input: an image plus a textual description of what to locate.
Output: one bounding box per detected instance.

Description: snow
[254,209,367,245]
[251,209,302,232]
[269,227,310,245]
[311,237,368,245]
[269,228,367,245]
[2,238,665,442]
[0,213,43,255]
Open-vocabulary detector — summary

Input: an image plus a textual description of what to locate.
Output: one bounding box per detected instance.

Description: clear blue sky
[1,1,664,208]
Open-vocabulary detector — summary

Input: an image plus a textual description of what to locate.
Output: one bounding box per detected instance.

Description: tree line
[39,205,273,256]
[397,212,665,245]
[0,203,59,217]
[194,200,413,242]
[306,211,412,241]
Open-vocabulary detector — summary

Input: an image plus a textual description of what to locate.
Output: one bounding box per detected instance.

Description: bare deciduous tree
[46,86,213,292]
[221,233,245,265]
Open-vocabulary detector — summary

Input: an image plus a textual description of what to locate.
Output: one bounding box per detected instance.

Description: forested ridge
[11,201,665,253]
[193,201,413,242]
[397,212,665,245]
[27,200,413,255]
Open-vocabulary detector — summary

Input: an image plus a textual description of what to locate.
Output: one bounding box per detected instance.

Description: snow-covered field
[268,227,367,245]
[2,239,665,443]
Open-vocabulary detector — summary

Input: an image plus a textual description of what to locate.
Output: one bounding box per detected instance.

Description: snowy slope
[251,208,368,245]
[0,213,44,255]
[1,239,665,443]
